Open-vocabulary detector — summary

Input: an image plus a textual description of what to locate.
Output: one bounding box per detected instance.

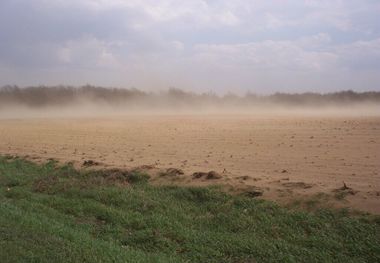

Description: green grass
[0,156,379,263]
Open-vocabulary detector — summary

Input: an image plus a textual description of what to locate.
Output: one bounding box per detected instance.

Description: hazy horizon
[1,86,380,119]
[1,1,380,94]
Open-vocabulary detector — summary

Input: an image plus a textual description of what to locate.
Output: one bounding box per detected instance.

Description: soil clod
[192,171,222,180]
[282,182,313,189]
[245,189,264,198]
[83,160,99,167]
[161,168,184,177]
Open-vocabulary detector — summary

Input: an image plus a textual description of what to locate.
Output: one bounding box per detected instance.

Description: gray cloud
[0,0,379,93]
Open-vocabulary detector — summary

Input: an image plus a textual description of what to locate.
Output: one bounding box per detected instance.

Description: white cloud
[55,36,121,69]
[336,38,380,70]
[192,35,338,72]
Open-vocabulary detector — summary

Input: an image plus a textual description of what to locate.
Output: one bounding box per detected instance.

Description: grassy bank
[0,156,379,262]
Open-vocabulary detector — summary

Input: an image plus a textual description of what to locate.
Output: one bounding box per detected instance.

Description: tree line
[1,85,379,108]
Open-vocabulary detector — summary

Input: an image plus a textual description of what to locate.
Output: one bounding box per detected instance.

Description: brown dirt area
[0,114,379,213]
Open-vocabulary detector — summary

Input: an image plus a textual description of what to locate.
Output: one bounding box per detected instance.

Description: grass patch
[0,156,379,262]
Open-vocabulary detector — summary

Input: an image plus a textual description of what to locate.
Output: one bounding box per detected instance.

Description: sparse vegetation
[1,156,380,262]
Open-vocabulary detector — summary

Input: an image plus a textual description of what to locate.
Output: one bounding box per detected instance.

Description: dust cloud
[1,86,380,118]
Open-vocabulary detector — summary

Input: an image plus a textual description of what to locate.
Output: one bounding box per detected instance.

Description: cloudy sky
[0,0,379,93]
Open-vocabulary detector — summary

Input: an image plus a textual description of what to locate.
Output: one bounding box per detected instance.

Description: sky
[0,0,379,94]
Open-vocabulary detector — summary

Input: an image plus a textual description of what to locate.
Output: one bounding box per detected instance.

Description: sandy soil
[0,114,379,213]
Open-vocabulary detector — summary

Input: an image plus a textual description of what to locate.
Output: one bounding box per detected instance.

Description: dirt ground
[0,114,379,213]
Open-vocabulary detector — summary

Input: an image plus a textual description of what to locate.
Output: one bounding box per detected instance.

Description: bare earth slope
[0,114,379,213]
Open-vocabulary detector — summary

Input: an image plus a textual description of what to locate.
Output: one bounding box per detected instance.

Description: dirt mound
[282,182,313,189]
[83,160,100,167]
[192,171,222,180]
[131,164,156,172]
[333,182,358,199]
[160,168,184,177]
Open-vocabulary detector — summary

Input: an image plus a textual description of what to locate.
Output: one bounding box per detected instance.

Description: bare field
[0,114,379,213]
